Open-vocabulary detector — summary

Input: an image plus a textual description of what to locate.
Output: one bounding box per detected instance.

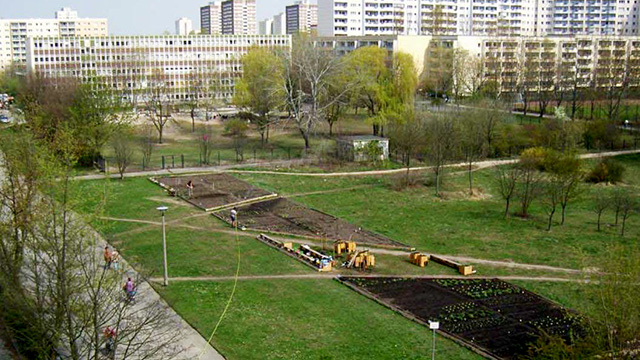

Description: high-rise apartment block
[317,0,640,37]
[200,2,222,34]
[286,0,318,34]
[0,7,108,71]
[273,13,287,35]
[201,0,256,35]
[259,18,275,35]
[26,35,290,102]
[175,17,194,35]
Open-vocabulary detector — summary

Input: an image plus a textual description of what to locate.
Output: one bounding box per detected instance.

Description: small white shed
[336,136,389,162]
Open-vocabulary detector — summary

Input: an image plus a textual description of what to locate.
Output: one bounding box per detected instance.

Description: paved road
[72,159,310,180]
[225,149,640,177]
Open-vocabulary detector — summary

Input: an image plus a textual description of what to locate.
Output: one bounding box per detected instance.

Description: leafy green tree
[233,46,285,145]
[344,46,390,136]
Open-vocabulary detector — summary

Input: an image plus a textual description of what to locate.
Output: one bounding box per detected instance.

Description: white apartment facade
[0,7,107,71]
[317,0,640,37]
[175,17,194,35]
[26,35,291,102]
[201,0,257,35]
[286,0,319,34]
[259,18,274,34]
[273,13,287,34]
[315,34,640,94]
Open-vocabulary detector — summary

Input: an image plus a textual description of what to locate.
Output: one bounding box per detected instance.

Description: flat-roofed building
[26,34,291,102]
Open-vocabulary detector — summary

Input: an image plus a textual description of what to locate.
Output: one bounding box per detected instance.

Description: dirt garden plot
[213,198,409,249]
[339,277,584,359]
[152,174,275,211]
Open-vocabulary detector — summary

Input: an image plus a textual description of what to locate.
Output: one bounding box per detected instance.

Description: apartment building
[317,0,640,37]
[315,34,640,94]
[259,18,275,35]
[0,7,108,71]
[26,35,291,102]
[201,0,257,35]
[175,17,194,35]
[200,2,222,34]
[286,0,319,34]
[273,13,287,34]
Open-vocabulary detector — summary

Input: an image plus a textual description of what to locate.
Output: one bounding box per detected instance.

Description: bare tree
[592,190,610,231]
[138,125,155,170]
[387,111,427,186]
[112,133,134,180]
[460,110,487,195]
[495,165,522,218]
[542,180,563,231]
[281,35,351,149]
[517,150,544,217]
[619,195,636,236]
[145,70,173,144]
[199,125,214,165]
[425,113,457,196]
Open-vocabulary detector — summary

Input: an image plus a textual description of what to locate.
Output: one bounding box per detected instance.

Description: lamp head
[156,206,169,212]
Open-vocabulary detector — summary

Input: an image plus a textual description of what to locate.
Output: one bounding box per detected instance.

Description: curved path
[73,149,640,181]
[226,149,640,177]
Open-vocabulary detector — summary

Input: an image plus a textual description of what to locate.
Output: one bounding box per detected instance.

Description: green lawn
[157,279,483,360]
[236,155,640,269]
[111,227,311,278]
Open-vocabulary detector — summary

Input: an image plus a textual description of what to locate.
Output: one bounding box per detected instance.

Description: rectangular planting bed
[339,277,584,359]
[151,174,276,211]
[213,198,409,249]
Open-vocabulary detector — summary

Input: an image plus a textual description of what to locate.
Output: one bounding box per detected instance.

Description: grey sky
[0,0,291,35]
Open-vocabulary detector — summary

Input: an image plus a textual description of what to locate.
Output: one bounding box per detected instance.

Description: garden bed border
[334,275,500,360]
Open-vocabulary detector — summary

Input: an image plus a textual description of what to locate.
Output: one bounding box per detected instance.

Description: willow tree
[233,46,285,145]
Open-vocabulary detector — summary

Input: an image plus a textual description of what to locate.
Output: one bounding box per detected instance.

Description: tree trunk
[547,207,556,231]
[597,211,602,231]
[615,208,620,225]
[435,170,441,196]
[505,198,510,218]
[329,121,334,136]
[560,203,567,225]
[468,161,473,195]
[303,133,310,150]
[158,126,163,144]
[191,109,195,133]
[266,123,270,143]
[620,216,627,236]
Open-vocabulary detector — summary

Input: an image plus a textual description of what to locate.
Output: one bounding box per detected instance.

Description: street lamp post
[157,206,169,286]
[429,320,439,360]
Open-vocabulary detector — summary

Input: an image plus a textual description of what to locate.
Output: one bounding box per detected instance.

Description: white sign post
[428,321,439,360]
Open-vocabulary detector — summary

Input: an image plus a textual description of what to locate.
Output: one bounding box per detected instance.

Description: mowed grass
[236,154,640,269]
[157,279,483,360]
[111,227,311,278]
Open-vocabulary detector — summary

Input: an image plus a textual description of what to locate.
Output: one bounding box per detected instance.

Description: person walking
[123,277,136,302]
[230,207,238,228]
[103,326,116,353]
[103,245,112,270]
[111,250,120,271]
[186,180,194,198]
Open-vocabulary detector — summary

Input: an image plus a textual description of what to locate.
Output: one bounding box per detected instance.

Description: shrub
[586,158,625,184]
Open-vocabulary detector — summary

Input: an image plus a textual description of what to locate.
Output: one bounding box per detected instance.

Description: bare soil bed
[340,277,584,359]
[154,174,274,210]
[213,198,409,249]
